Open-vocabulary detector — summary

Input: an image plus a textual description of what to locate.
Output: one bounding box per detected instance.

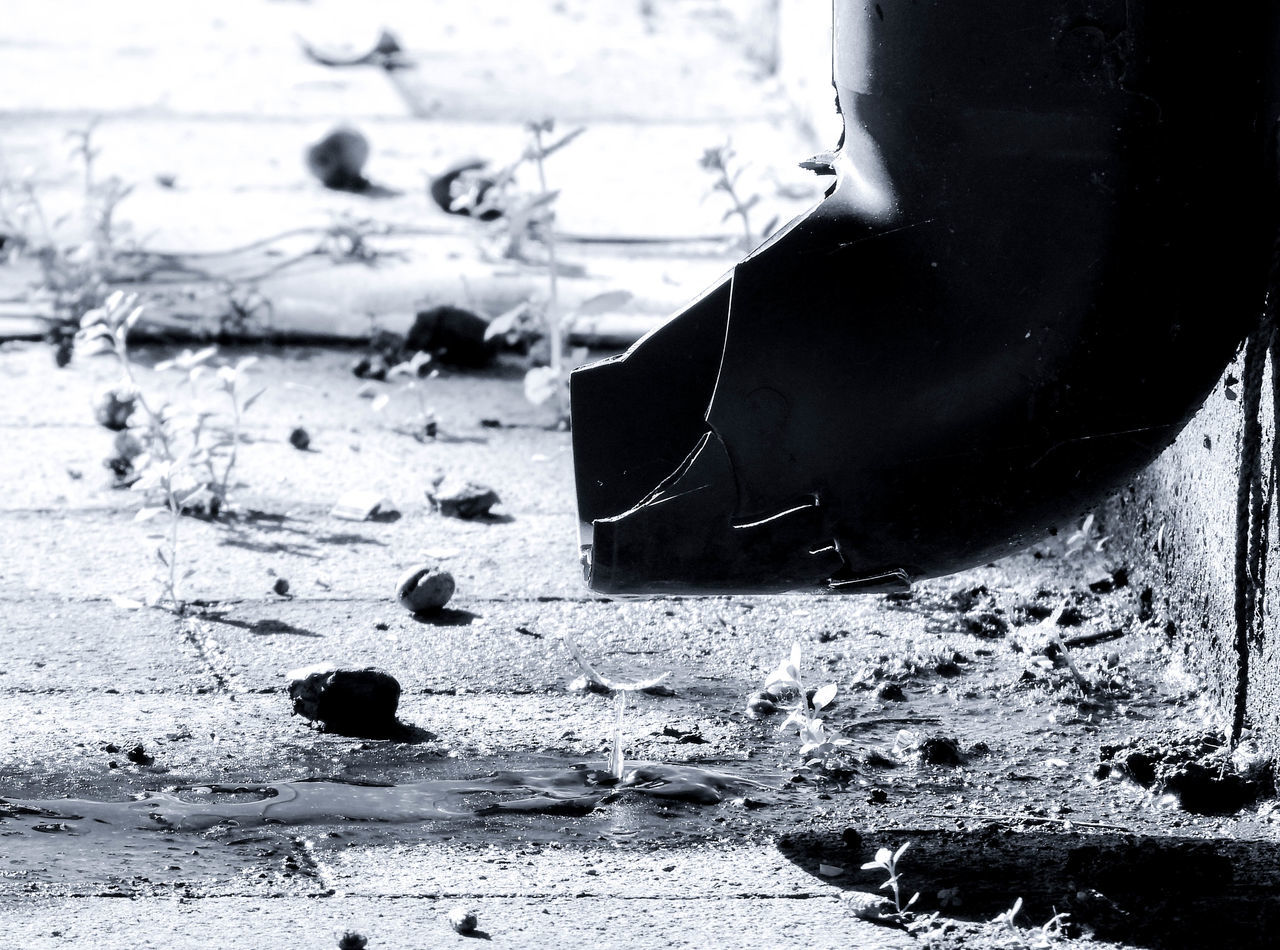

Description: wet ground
[1,342,1278,949]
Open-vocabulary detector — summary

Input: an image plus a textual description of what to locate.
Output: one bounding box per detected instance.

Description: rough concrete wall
[1105,336,1279,750]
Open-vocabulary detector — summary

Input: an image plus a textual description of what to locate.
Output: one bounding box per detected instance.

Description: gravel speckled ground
[2,342,1278,949]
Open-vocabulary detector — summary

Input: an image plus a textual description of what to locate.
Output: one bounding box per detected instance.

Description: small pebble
[126,744,154,766]
[306,126,370,191]
[396,565,455,615]
[338,933,368,950]
[447,908,478,935]
[289,427,311,451]
[745,691,778,718]
[428,477,500,519]
[273,577,291,596]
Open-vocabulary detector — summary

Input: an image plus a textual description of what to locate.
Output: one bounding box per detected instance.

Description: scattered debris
[842,890,895,921]
[430,159,501,221]
[1088,567,1129,594]
[897,733,965,767]
[961,610,1008,639]
[407,306,496,368]
[428,476,500,519]
[306,126,372,192]
[447,907,478,935]
[92,386,136,430]
[289,427,311,451]
[331,490,398,522]
[396,565,456,615]
[661,725,708,744]
[299,29,408,69]
[1097,729,1274,814]
[875,682,906,702]
[352,353,391,381]
[288,665,402,735]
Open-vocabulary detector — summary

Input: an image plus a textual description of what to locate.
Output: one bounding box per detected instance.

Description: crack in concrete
[180,618,243,695]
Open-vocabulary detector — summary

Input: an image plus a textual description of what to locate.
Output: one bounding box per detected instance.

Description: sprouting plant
[992,896,1023,930]
[860,842,919,918]
[1064,512,1108,556]
[763,643,851,770]
[0,120,138,364]
[561,629,672,779]
[79,293,264,610]
[210,356,265,503]
[988,899,1072,947]
[1027,910,1071,949]
[371,350,439,440]
[450,119,587,424]
[699,140,777,252]
[485,288,632,419]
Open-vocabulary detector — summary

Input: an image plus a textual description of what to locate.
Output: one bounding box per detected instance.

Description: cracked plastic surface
[571,0,1279,595]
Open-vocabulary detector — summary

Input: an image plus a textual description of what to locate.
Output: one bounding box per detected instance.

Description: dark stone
[288,667,401,736]
[961,610,1009,638]
[352,354,390,381]
[288,427,310,451]
[875,682,905,702]
[916,735,965,766]
[429,161,502,221]
[126,744,154,766]
[406,306,496,368]
[306,127,370,192]
[428,478,501,519]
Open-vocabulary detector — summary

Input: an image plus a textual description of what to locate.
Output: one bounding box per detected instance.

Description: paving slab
[0,600,201,692]
[1,895,919,950]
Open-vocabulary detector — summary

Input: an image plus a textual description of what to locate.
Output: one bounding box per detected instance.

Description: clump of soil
[1097,729,1274,814]
[288,666,401,736]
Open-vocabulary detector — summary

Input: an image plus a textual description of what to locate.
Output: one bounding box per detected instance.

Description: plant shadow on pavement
[777,826,1280,949]
[203,614,322,638]
[218,514,390,559]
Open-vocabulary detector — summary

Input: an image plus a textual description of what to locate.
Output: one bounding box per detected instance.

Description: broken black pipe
[571,0,1280,595]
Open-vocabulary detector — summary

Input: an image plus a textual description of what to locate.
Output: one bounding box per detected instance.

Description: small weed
[450,119,597,424]
[370,350,439,440]
[699,140,777,251]
[763,642,851,771]
[986,898,1071,948]
[79,292,264,610]
[1064,513,1108,557]
[860,841,920,918]
[561,629,672,779]
[1,120,137,364]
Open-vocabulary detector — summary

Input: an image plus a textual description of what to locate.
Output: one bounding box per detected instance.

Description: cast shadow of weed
[204,615,323,638]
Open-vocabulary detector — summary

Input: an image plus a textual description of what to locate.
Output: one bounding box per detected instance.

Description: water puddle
[0,762,778,889]
[8,762,772,832]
